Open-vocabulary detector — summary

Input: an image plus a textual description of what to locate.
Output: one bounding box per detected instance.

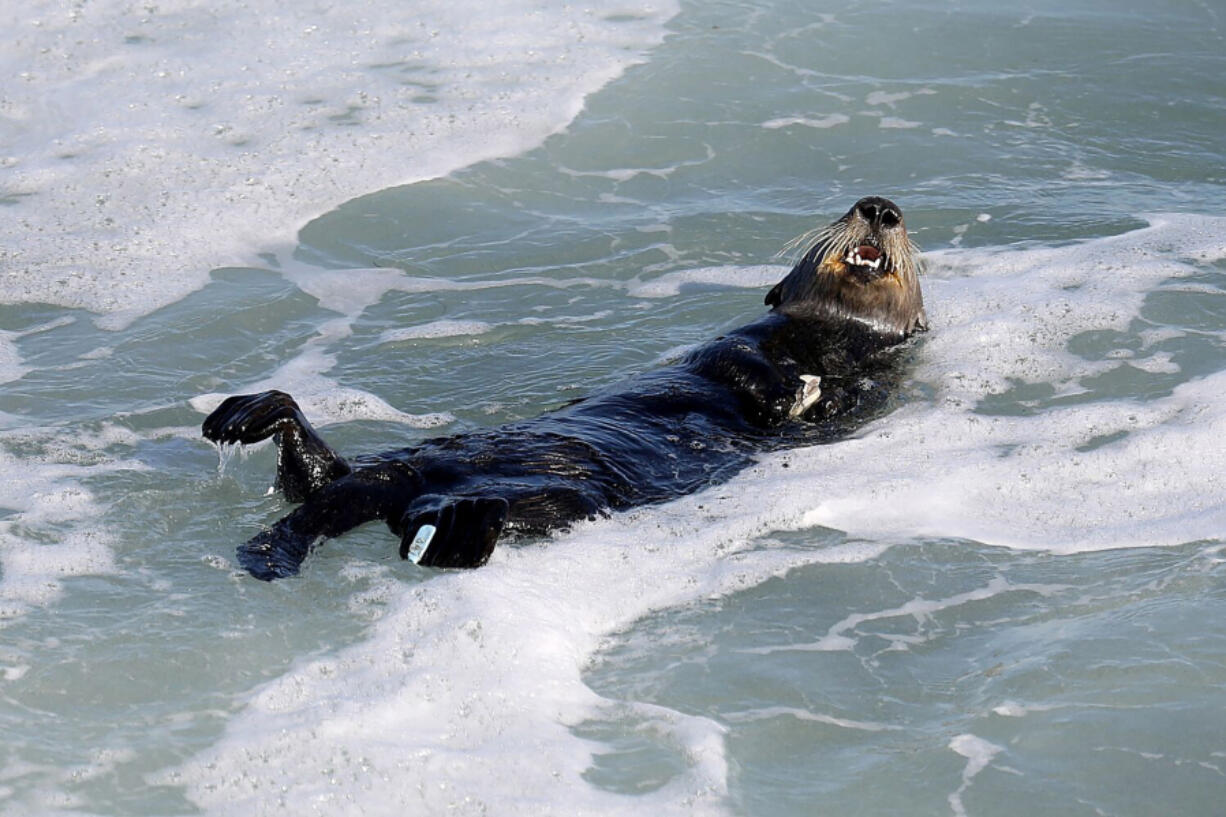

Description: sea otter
[202,196,925,580]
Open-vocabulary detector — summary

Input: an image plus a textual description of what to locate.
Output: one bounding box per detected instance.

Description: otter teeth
[844,249,883,270]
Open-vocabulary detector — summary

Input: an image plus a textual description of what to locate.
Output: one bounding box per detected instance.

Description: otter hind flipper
[399,496,510,569]
[236,471,404,580]
[202,390,351,502]
[237,521,318,581]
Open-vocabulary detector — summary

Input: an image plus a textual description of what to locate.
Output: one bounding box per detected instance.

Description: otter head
[766,196,926,337]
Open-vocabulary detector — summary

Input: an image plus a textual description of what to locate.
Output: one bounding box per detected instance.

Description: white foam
[518,310,616,327]
[0,332,29,387]
[0,429,142,622]
[761,114,850,130]
[791,373,1226,552]
[865,89,935,107]
[0,664,30,681]
[381,320,493,344]
[283,268,425,319]
[560,144,715,182]
[167,500,885,814]
[1,0,679,328]
[723,706,899,733]
[948,734,1004,817]
[0,317,80,386]
[879,116,923,129]
[992,701,1063,718]
[628,264,785,298]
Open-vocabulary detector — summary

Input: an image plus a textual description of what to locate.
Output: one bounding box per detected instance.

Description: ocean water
[2,0,1225,813]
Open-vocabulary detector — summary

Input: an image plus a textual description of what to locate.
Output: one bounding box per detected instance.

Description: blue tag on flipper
[406,524,436,564]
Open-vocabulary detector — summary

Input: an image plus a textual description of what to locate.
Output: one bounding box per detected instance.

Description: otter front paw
[202,390,302,445]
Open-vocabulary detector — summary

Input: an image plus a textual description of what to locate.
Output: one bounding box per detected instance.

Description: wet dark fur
[203,197,926,580]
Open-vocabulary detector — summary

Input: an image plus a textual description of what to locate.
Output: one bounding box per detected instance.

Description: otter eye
[881,210,899,227]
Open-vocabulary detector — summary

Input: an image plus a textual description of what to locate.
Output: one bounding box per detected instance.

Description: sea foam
[0,432,140,622]
[1,0,678,328]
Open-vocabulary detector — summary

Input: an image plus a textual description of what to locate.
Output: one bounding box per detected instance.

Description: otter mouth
[842,242,890,276]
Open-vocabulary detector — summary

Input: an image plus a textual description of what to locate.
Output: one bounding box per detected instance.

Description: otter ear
[769,237,830,309]
[765,281,783,308]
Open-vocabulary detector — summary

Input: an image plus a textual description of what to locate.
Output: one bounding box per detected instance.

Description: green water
[2,0,1225,813]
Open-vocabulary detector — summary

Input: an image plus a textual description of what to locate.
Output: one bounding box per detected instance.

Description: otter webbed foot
[399,496,510,569]
[233,471,408,580]
[203,390,302,445]
[237,520,318,581]
[202,390,351,502]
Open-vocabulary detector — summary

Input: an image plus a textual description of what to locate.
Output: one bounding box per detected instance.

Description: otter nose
[856,197,901,229]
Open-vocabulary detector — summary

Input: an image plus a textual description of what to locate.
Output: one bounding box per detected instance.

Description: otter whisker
[765,196,925,335]
[777,222,841,262]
